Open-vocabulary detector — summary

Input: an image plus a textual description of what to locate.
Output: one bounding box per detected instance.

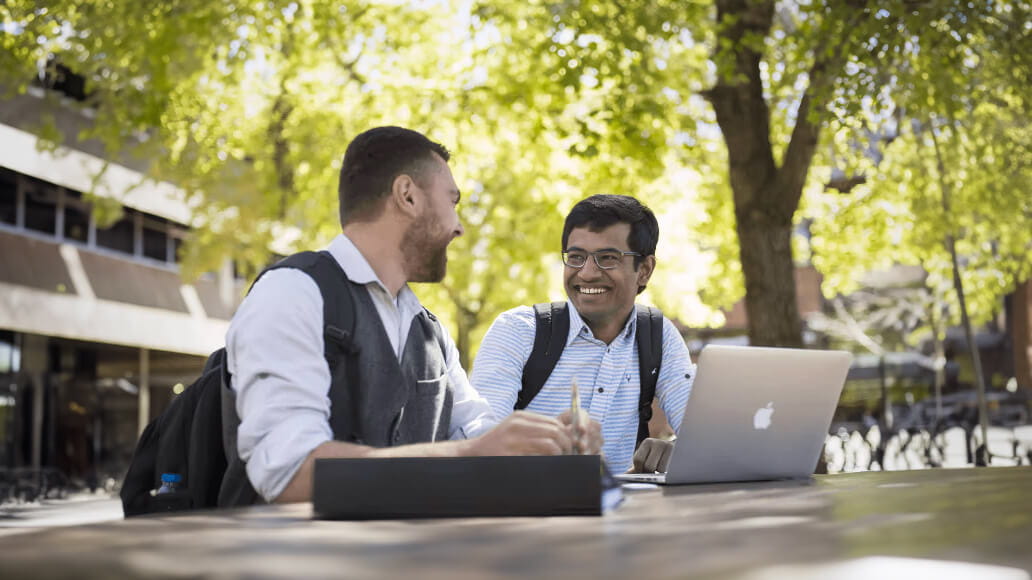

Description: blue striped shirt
[471,302,695,472]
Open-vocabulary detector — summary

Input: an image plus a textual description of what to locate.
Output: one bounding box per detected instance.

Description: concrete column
[138,347,150,435]
[20,334,48,472]
[218,258,236,314]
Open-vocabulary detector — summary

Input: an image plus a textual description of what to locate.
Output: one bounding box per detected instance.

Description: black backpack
[120,251,358,516]
[515,302,664,447]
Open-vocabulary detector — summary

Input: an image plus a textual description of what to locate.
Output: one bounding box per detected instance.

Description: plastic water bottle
[157,473,181,494]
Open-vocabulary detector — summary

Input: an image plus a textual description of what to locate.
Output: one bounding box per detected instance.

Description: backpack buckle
[325,325,358,354]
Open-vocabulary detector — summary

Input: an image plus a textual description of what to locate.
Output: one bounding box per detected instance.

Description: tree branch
[703,0,778,214]
[332,6,371,85]
[832,296,885,356]
[269,20,298,219]
[776,0,871,213]
[825,173,867,193]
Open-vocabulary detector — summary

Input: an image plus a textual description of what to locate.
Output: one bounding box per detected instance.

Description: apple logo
[753,402,775,430]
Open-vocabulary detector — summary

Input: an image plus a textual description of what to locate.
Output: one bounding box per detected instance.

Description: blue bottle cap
[160,473,182,483]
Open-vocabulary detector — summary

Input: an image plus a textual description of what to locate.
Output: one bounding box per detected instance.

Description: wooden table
[2,467,1030,579]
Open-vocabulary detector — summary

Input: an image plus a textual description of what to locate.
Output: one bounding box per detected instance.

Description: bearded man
[226,127,601,504]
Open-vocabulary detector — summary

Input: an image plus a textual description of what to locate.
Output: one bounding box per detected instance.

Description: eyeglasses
[562,250,641,270]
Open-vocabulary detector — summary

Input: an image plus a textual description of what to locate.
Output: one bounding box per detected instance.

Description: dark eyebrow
[565,246,622,253]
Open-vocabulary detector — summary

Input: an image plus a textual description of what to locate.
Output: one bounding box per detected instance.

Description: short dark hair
[562,194,659,268]
[337,126,450,225]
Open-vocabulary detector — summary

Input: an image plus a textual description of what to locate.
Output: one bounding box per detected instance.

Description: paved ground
[0,491,123,537]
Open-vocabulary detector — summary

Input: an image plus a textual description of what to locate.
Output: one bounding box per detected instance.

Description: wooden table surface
[2,467,1030,579]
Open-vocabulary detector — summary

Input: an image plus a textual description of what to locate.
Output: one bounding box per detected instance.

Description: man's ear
[637,255,656,288]
[391,174,421,218]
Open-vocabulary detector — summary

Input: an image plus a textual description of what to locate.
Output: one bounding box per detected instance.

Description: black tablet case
[312,455,618,519]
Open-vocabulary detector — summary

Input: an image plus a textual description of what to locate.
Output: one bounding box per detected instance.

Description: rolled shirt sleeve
[441,324,500,440]
[469,307,536,421]
[226,269,334,502]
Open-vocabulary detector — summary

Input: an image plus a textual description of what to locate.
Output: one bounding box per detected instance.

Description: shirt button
[598,387,604,393]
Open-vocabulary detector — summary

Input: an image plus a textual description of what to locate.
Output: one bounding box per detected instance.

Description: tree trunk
[930,312,946,422]
[930,124,991,465]
[1013,279,1032,393]
[454,304,479,372]
[736,205,804,347]
[706,0,822,348]
[947,234,990,466]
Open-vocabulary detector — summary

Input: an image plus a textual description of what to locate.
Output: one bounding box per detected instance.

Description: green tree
[0,1,718,365]
[7,0,1026,363]
[1,0,444,275]
[808,26,1031,449]
[809,0,1031,346]
[481,0,1030,347]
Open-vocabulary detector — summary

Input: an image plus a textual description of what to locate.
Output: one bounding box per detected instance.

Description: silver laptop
[616,345,852,485]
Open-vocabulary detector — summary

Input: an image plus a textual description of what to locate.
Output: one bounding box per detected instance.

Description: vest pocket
[409,374,448,441]
[414,373,448,393]
[413,375,448,415]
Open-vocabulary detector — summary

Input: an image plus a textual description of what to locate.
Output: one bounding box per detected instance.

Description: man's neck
[341,223,407,297]
[582,307,635,345]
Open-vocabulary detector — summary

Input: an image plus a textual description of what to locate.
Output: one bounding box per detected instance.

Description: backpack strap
[635,305,664,447]
[266,251,363,441]
[219,251,360,507]
[252,250,357,358]
[516,302,569,410]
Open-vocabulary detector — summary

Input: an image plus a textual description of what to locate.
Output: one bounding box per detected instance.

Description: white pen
[570,378,581,454]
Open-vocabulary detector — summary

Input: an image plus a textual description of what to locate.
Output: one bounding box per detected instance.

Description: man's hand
[277,411,590,503]
[630,437,675,473]
[467,411,575,456]
[557,408,603,455]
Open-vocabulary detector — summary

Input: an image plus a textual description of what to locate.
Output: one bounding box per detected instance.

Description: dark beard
[402,216,449,283]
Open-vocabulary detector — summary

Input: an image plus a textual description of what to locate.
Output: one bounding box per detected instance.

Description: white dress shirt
[471,302,695,472]
[227,234,498,501]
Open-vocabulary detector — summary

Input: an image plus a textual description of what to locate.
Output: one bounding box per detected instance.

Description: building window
[96,211,135,255]
[23,179,58,235]
[0,167,192,266]
[0,331,18,374]
[142,217,168,262]
[63,190,91,243]
[0,170,16,225]
[171,234,184,263]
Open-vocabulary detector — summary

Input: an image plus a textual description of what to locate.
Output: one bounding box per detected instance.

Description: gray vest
[326,282,454,446]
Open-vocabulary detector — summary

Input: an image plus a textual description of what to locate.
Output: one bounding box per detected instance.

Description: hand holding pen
[562,378,603,455]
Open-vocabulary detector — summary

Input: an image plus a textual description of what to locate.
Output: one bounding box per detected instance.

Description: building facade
[1,88,242,490]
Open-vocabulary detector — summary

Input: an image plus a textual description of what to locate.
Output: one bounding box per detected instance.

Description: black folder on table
[312,455,622,519]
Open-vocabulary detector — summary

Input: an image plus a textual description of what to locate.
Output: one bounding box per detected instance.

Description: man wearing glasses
[471,194,696,473]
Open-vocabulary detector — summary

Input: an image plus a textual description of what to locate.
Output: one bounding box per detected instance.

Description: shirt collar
[326,234,420,309]
[565,300,637,346]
